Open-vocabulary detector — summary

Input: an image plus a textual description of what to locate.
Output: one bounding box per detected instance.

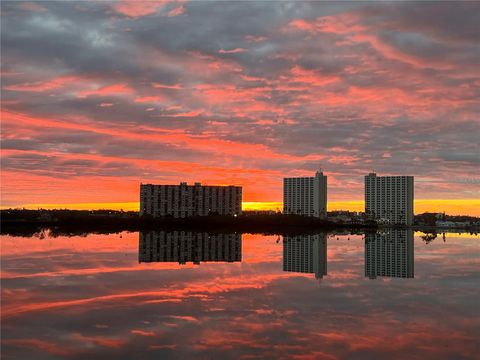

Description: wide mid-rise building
[140,182,242,218]
[365,173,414,225]
[283,171,327,218]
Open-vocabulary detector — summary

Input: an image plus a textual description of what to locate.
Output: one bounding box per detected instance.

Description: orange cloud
[77,83,133,97]
[219,48,248,54]
[167,5,185,17]
[4,75,80,92]
[290,65,339,86]
[134,96,164,103]
[113,1,167,18]
[131,329,157,337]
[2,339,70,357]
[17,2,47,12]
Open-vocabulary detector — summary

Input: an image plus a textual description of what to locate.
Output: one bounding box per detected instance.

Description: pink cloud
[113,1,167,18]
[218,48,248,54]
[2,339,70,357]
[134,96,164,103]
[17,2,47,12]
[131,329,156,337]
[151,82,183,89]
[77,83,134,97]
[166,110,203,117]
[287,14,452,70]
[290,65,339,86]
[287,14,365,35]
[167,5,185,17]
[4,75,80,92]
[70,333,127,349]
[245,35,267,43]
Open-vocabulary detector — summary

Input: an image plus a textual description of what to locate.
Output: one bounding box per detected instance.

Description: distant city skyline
[1,2,478,215]
[2,197,480,217]
[4,172,478,216]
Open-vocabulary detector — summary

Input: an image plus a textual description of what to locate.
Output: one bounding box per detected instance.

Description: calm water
[1,230,479,359]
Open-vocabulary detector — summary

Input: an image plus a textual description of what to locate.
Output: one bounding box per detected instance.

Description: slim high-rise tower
[283,171,327,218]
[365,173,414,225]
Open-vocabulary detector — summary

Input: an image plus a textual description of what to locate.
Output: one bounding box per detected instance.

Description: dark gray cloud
[1,1,479,203]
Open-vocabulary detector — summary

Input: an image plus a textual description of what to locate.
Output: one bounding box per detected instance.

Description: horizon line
[1,199,479,216]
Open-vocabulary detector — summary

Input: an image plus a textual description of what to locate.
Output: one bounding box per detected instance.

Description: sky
[1,1,479,214]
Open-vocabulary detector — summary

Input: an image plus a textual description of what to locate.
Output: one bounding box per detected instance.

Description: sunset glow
[3,199,479,216]
[1,3,479,360]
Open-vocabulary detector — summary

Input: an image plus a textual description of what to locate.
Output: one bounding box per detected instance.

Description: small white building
[283,171,327,218]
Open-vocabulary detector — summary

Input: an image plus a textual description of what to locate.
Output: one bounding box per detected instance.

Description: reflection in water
[365,229,414,279]
[2,231,479,360]
[139,231,241,265]
[283,233,327,279]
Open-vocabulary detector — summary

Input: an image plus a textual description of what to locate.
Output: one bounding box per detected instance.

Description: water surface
[1,230,479,359]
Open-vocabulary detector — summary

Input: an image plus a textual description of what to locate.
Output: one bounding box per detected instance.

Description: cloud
[112,1,168,18]
[218,47,248,54]
[4,75,82,92]
[167,5,185,17]
[17,2,47,13]
[1,1,479,206]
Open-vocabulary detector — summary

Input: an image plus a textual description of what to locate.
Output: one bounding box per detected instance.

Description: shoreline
[1,210,478,237]
[0,214,377,237]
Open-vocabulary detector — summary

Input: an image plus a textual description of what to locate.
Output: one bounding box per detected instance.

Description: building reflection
[139,231,241,265]
[283,233,327,279]
[365,229,414,279]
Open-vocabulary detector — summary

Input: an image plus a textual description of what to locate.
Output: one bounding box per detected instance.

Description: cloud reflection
[1,231,479,359]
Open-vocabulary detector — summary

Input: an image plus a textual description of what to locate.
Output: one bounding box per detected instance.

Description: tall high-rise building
[283,233,327,279]
[283,171,327,218]
[140,182,242,218]
[365,173,414,225]
[139,231,242,265]
[365,230,414,279]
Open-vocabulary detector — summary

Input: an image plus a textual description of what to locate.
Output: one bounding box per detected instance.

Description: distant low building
[140,182,242,218]
[243,210,278,216]
[283,171,327,218]
[436,220,471,228]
